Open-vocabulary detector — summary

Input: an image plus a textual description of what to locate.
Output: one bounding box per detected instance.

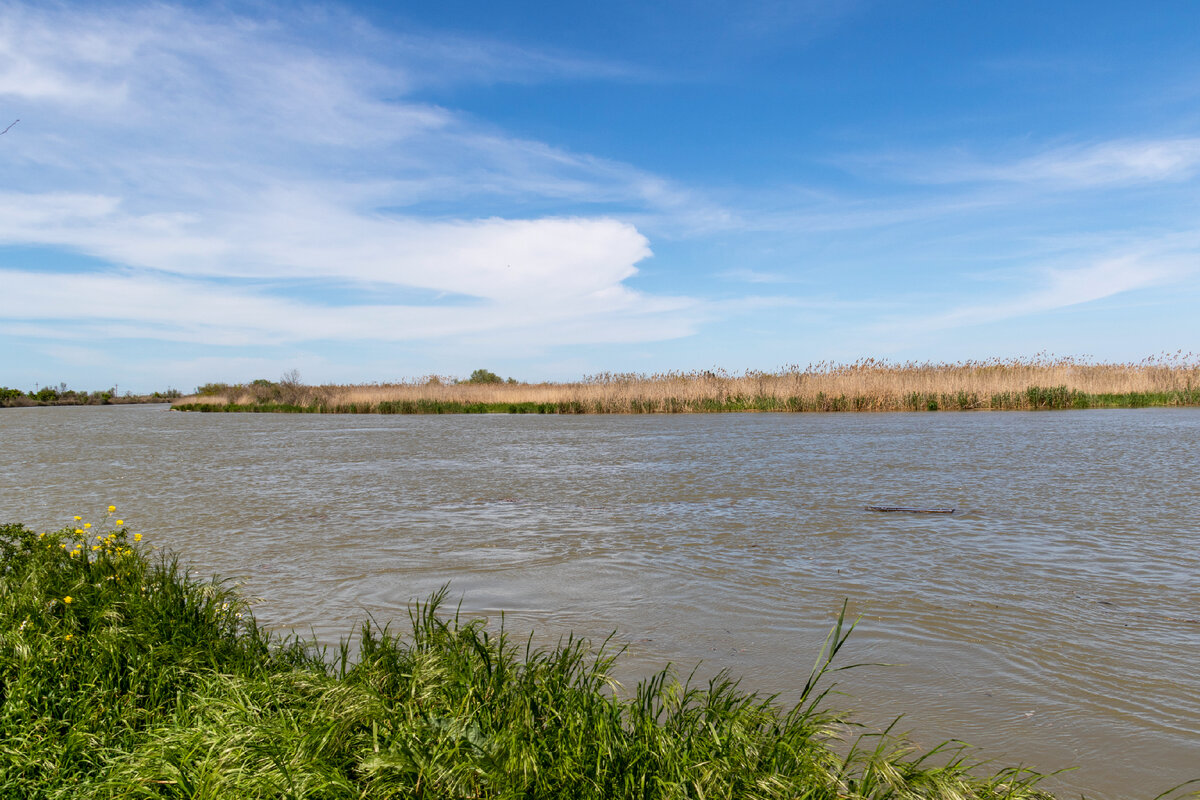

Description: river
[1,404,1197,798]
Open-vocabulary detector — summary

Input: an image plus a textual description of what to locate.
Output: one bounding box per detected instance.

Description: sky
[1,0,1198,392]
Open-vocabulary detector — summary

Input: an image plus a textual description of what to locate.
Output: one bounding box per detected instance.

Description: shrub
[466,368,504,384]
[196,382,233,396]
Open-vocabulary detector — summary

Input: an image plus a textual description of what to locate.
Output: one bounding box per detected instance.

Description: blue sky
[2,1,1198,392]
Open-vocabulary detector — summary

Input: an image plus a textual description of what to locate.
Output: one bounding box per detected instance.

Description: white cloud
[0,266,700,347]
[981,139,1200,187]
[0,190,655,300]
[0,2,706,350]
[876,138,1200,189]
[884,248,1194,335]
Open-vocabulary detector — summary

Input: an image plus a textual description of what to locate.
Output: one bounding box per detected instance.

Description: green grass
[171,400,608,415]
[0,518,1117,798]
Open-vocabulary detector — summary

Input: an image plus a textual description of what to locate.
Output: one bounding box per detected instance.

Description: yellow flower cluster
[19,506,152,650]
[91,529,134,558]
[43,504,143,563]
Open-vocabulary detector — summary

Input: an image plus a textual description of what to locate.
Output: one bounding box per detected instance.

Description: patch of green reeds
[1,515,1149,798]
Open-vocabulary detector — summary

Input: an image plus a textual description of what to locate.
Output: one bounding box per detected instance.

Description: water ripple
[1,406,1198,799]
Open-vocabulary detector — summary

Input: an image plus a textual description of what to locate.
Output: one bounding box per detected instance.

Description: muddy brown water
[2,404,1197,798]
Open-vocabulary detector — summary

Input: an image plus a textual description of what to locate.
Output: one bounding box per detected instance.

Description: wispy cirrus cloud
[855,138,1200,190]
[0,2,706,351]
[875,242,1197,338]
[966,138,1200,187]
[716,268,795,284]
[0,265,701,347]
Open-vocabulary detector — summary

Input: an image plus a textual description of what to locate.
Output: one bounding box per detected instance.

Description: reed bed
[174,354,1200,414]
[0,512,1081,799]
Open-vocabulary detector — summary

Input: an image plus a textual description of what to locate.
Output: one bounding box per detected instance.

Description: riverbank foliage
[172,354,1200,414]
[0,384,180,408]
[0,515,1065,799]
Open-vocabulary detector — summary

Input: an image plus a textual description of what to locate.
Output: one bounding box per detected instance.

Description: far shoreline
[170,389,1199,415]
[170,357,1200,415]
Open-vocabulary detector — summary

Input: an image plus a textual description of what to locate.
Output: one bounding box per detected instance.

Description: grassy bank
[0,515,1067,799]
[171,356,1200,414]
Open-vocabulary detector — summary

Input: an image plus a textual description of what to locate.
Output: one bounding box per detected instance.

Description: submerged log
[866,506,955,514]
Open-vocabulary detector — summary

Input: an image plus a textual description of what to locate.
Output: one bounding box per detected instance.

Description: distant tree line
[194,369,519,398]
[0,383,181,408]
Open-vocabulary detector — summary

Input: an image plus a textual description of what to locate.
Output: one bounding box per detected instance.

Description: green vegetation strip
[172,386,1200,414]
[172,400,602,414]
[0,519,1065,799]
[0,385,180,408]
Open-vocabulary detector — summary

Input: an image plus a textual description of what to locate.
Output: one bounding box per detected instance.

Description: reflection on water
[1,404,1198,798]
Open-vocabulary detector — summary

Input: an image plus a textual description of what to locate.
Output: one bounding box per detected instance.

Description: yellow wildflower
[92,545,100,551]
[75,528,83,534]
[133,533,142,542]
[84,523,91,529]
[74,516,81,521]
[64,634,73,641]
[63,596,73,604]
[107,505,116,512]
[116,520,124,526]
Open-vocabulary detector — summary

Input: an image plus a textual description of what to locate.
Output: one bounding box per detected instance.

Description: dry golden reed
[175,353,1200,413]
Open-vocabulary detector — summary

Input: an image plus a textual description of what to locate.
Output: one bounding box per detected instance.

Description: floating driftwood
[866,506,955,514]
